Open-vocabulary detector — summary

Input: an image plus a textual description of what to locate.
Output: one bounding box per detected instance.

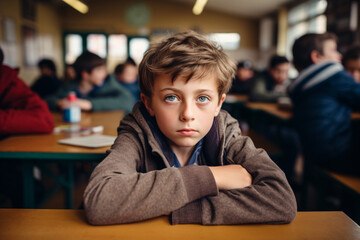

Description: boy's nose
[179,102,195,122]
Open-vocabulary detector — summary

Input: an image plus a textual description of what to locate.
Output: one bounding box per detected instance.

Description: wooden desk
[225,93,249,103]
[245,102,292,121]
[0,111,123,160]
[0,111,124,208]
[0,209,359,240]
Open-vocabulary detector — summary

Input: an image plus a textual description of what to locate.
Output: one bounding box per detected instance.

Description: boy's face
[142,73,225,153]
[269,62,290,84]
[345,59,360,83]
[117,65,138,84]
[83,65,107,86]
[318,40,342,63]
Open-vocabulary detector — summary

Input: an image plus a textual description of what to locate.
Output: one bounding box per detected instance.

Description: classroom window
[65,34,83,65]
[87,34,107,58]
[108,34,128,73]
[129,37,150,65]
[63,33,149,72]
[286,0,327,77]
[206,33,241,50]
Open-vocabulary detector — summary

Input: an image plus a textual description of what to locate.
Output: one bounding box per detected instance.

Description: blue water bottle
[63,91,81,123]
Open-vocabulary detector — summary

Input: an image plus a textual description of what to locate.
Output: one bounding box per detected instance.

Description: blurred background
[1,0,358,85]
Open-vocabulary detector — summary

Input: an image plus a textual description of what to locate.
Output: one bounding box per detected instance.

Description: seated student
[0,48,54,137]
[45,51,135,113]
[114,57,141,102]
[342,45,360,83]
[229,60,255,94]
[0,47,54,207]
[31,58,62,98]
[249,55,300,182]
[250,55,290,102]
[84,31,296,225]
[288,32,360,176]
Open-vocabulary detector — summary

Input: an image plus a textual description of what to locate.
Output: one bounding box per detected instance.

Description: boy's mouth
[177,129,197,136]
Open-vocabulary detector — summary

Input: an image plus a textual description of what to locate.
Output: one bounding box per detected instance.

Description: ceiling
[170,0,295,18]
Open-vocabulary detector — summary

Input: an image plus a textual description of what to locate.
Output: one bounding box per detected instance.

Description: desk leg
[22,162,34,208]
[65,163,74,209]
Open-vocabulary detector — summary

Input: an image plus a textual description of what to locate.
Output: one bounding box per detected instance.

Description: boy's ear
[81,70,89,80]
[141,93,155,116]
[214,93,226,116]
[310,50,322,64]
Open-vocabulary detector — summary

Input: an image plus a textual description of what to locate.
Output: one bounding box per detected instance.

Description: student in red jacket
[0,48,54,137]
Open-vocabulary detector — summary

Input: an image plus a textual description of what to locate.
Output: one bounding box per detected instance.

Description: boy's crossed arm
[209,165,252,190]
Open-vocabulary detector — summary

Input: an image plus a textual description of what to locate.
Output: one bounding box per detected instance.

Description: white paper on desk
[58,134,116,148]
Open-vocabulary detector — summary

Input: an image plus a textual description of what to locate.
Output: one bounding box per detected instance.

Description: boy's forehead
[154,72,219,89]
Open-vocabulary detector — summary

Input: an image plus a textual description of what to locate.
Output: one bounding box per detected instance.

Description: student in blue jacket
[288,32,360,176]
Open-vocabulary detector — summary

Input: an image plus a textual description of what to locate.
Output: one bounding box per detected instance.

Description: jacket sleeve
[336,73,360,111]
[171,117,297,225]
[83,131,218,225]
[90,77,136,113]
[0,71,54,134]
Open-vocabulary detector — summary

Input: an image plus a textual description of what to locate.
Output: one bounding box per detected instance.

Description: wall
[61,0,259,62]
[0,0,63,85]
[0,0,260,84]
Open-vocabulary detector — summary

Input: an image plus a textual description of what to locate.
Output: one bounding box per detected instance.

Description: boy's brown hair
[292,32,338,71]
[139,31,236,99]
[73,51,106,80]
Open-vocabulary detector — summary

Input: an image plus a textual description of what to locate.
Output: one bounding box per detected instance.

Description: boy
[250,55,290,102]
[228,60,255,95]
[84,31,296,225]
[114,57,141,101]
[342,45,360,83]
[31,58,62,98]
[288,33,360,175]
[45,51,135,113]
[0,48,54,137]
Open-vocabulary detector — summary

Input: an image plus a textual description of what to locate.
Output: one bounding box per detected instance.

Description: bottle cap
[68,91,77,101]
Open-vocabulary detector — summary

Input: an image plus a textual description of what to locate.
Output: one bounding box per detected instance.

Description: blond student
[84,31,296,225]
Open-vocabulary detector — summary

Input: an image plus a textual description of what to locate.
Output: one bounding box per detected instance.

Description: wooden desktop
[0,209,359,240]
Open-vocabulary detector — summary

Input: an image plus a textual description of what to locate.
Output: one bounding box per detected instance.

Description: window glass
[65,34,82,64]
[87,34,107,58]
[108,34,128,72]
[207,33,241,50]
[129,37,149,65]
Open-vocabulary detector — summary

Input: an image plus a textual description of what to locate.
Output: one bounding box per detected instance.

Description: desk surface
[0,111,123,160]
[244,101,360,121]
[0,209,359,240]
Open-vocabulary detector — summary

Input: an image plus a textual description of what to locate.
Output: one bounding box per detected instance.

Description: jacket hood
[288,61,343,97]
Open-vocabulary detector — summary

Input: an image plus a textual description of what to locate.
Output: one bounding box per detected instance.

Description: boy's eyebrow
[160,88,216,94]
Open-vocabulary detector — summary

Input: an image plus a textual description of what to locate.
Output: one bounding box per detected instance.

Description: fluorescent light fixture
[192,0,208,15]
[62,0,89,14]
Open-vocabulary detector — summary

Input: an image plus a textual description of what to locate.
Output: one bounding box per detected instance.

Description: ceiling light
[62,0,89,14]
[192,0,208,15]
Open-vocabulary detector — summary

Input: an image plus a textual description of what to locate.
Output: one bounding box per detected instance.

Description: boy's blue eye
[165,95,178,102]
[198,96,210,103]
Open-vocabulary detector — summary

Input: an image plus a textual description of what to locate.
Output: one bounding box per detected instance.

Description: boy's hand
[56,98,92,111]
[76,99,92,111]
[209,165,252,190]
[56,98,69,110]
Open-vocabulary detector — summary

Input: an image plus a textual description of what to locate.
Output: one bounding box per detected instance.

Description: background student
[228,60,255,95]
[0,48,54,137]
[31,58,62,99]
[342,45,360,83]
[114,57,141,102]
[84,31,296,226]
[289,32,360,176]
[0,47,54,207]
[45,51,135,113]
[250,55,290,102]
